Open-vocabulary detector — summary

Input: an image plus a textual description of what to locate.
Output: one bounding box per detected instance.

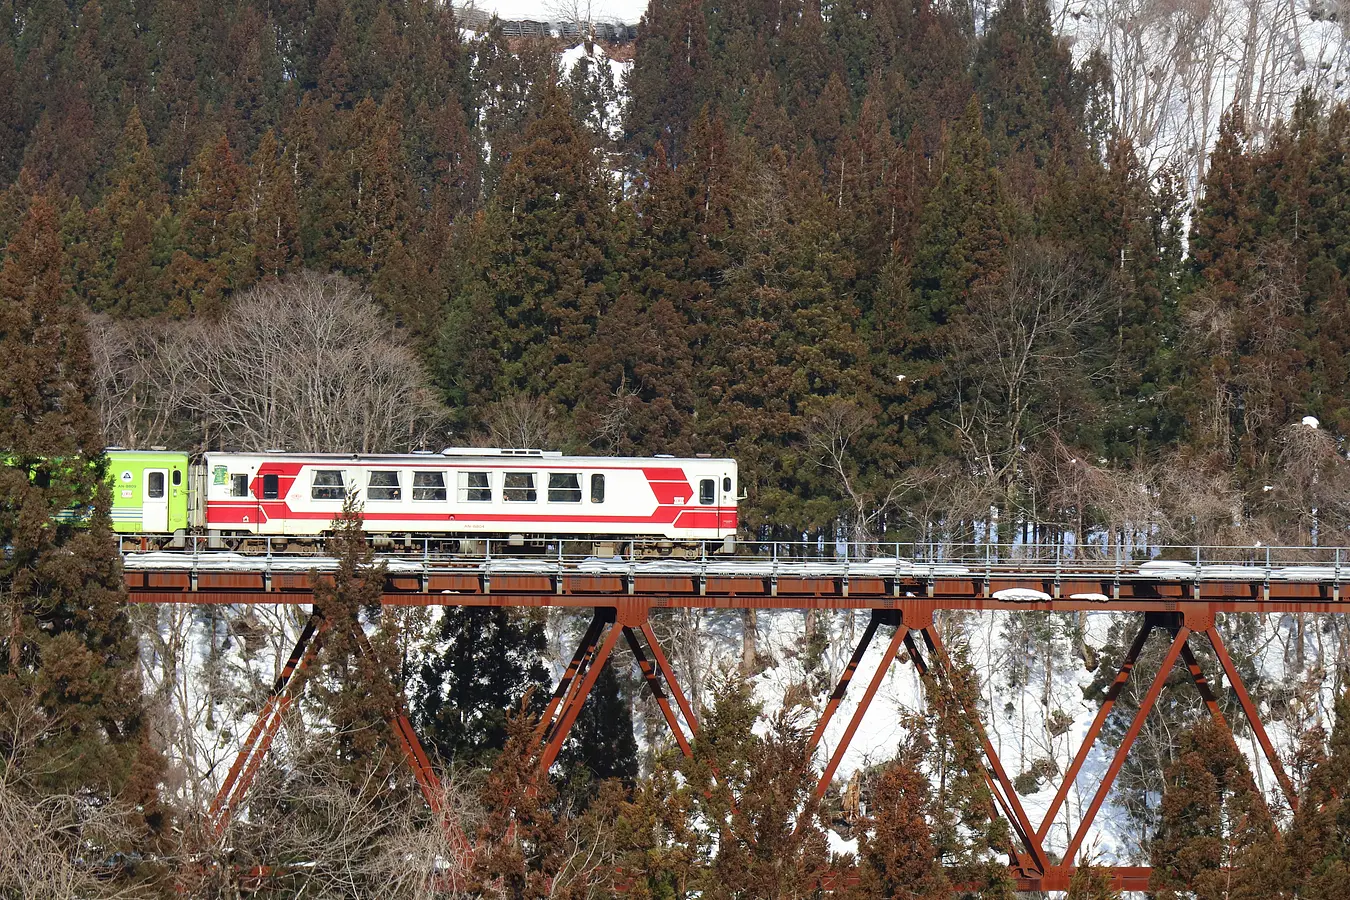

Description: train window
[503,472,537,502]
[263,474,279,500]
[148,471,165,499]
[458,471,491,502]
[723,476,731,493]
[699,478,715,505]
[231,474,249,497]
[412,471,446,501]
[173,469,182,487]
[548,473,582,503]
[367,470,401,501]
[590,474,605,503]
[311,469,346,500]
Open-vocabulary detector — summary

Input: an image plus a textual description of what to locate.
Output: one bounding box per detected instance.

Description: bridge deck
[122,547,1350,610]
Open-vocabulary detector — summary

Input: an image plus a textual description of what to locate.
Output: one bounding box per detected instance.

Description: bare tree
[481,393,565,449]
[88,315,201,449]
[0,696,156,899]
[91,273,449,453]
[1267,418,1350,543]
[1069,0,1349,199]
[946,242,1105,507]
[803,399,917,543]
[196,745,480,899]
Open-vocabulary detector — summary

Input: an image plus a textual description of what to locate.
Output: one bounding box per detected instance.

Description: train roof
[199,449,736,464]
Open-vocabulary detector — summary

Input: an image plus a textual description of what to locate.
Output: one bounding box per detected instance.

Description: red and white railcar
[198,449,738,547]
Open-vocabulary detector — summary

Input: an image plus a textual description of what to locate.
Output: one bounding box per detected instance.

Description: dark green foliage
[1287,689,1350,898]
[560,658,639,787]
[415,606,549,767]
[0,195,163,870]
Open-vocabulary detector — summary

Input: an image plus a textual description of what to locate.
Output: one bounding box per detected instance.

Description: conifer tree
[1287,689,1350,898]
[852,744,950,900]
[1065,865,1122,900]
[87,105,165,316]
[415,606,548,767]
[1149,716,1291,900]
[301,497,402,781]
[161,135,250,315]
[560,659,638,788]
[440,83,621,424]
[0,196,163,857]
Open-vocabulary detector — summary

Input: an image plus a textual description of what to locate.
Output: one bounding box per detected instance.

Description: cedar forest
[0,0,1349,895]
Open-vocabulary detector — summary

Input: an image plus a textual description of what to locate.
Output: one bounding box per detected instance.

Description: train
[105,448,739,554]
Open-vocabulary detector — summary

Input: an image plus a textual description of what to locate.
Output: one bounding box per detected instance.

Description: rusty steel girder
[155,556,1332,893]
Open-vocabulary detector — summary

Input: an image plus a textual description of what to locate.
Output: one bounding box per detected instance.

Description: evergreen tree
[560,658,638,787]
[0,196,164,863]
[415,606,549,766]
[86,105,165,316]
[1065,865,1122,900]
[1149,716,1291,900]
[1287,689,1350,898]
[851,744,950,900]
[300,497,402,781]
[439,84,622,426]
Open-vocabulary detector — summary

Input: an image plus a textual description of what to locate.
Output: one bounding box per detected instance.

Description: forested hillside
[0,0,1347,544]
[2,0,1350,895]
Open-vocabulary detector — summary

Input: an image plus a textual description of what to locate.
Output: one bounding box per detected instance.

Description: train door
[144,468,169,532]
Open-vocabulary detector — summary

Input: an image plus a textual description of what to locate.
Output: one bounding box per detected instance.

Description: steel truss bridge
[124,541,1350,893]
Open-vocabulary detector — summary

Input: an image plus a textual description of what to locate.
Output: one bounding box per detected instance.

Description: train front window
[723,476,732,493]
[263,474,279,499]
[413,471,447,501]
[699,478,715,505]
[147,471,165,499]
[590,474,605,503]
[231,474,249,497]
[548,473,581,503]
[367,470,401,501]
[458,471,491,502]
[503,472,537,502]
[311,469,346,500]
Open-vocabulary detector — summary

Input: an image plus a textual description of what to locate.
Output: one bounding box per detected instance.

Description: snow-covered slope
[457,0,647,24]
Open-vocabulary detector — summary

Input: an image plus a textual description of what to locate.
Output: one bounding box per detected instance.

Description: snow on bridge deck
[120,543,1350,611]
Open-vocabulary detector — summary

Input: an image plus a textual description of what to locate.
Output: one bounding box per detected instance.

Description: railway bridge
[124,542,1350,893]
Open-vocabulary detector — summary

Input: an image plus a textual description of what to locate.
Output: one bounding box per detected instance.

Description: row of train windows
[230,471,609,503]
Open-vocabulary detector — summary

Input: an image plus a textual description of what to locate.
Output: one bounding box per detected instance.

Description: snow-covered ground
[457,0,647,24]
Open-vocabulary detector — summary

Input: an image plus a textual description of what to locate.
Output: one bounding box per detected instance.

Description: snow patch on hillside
[457,0,648,25]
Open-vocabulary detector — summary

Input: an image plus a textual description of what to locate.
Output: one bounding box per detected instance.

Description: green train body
[106,450,191,536]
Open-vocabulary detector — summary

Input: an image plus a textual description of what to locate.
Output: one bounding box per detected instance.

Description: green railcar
[106,450,191,536]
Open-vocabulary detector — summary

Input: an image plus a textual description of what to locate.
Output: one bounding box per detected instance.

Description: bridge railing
[119,537,1350,581]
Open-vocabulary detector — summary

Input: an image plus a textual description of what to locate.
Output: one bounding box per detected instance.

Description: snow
[457,0,648,25]
[1070,592,1112,602]
[992,587,1052,602]
[1303,415,1321,429]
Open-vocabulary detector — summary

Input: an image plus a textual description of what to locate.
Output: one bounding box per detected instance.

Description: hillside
[0,0,1349,893]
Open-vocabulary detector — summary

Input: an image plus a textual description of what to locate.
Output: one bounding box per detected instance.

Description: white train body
[198,449,738,542]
